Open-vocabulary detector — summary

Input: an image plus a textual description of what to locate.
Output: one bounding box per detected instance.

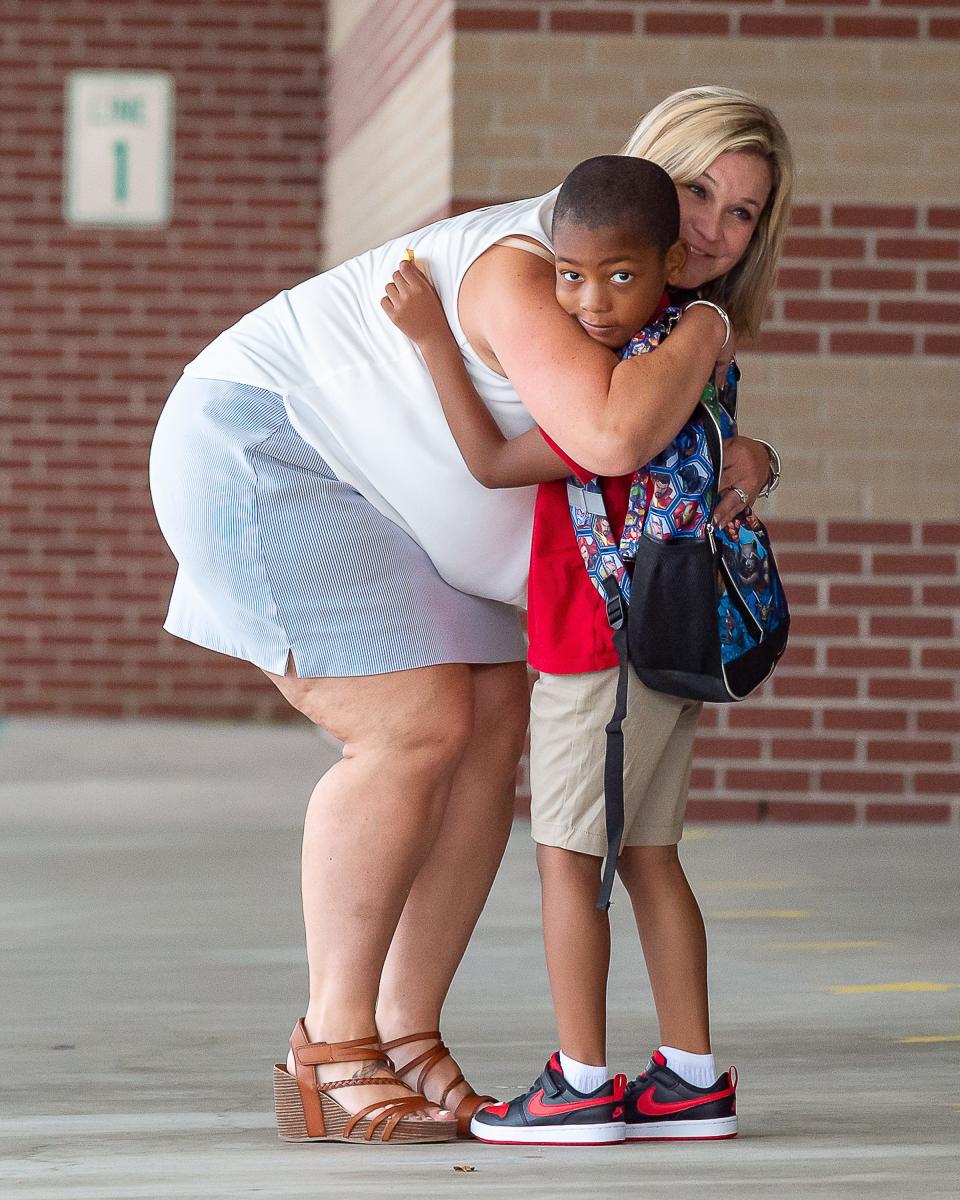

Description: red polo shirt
[525,432,632,674]
[525,297,676,674]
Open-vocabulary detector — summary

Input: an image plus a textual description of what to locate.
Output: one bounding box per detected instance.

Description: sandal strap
[400,1044,451,1095]
[380,1029,442,1053]
[380,1030,493,1119]
[291,1021,387,1067]
[344,1094,435,1142]
[454,1091,497,1125]
[316,1076,400,1092]
[288,1019,392,1137]
[383,1032,454,1096]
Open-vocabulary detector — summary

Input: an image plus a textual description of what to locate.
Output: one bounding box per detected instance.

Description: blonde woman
[149,86,791,1144]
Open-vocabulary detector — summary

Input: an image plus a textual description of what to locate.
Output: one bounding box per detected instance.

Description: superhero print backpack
[568,307,790,702]
[566,307,790,909]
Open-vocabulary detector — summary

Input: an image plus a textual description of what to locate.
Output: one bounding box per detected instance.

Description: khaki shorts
[529,668,702,855]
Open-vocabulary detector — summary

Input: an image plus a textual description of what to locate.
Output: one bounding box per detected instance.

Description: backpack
[566,307,790,909]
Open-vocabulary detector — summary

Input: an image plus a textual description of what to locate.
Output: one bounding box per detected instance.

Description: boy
[382,156,737,1145]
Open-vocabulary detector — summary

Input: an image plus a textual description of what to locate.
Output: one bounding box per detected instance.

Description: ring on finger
[732,486,749,505]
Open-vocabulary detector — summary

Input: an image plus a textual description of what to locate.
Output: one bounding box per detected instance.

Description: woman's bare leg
[536,845,610,1066]
[265,661,474,1116]
[376,661,529,1101]
[617,843,711,1053]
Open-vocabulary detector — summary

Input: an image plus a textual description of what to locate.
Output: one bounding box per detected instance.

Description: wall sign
[65,71,174,227]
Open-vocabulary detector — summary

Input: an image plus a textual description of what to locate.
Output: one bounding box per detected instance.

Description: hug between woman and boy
[380,153,771,1144]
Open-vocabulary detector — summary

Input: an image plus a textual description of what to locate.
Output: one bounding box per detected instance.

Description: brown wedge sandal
[274,1020,458,1144]
[381,1030,497,1138]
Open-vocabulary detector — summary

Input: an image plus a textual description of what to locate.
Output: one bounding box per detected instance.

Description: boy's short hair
[553,155,680,255]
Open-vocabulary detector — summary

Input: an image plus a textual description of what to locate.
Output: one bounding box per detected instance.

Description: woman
[150,86,791,1144]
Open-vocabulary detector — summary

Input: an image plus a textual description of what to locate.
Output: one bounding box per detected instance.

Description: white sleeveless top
[184,190,560,607]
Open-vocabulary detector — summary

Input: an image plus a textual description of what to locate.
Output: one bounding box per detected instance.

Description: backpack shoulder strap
[566,477,634,604]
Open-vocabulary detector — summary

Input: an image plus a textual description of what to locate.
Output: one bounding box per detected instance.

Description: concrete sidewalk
[2,718,959,1199]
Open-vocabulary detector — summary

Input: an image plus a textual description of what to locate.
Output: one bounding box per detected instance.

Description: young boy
[382,156,738,1146]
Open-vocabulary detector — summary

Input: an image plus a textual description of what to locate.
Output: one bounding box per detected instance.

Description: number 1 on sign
[113,140,129,203]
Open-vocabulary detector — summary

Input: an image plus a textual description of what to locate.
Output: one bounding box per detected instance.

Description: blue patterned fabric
[713,514,789,664]
[566,326,789,682]
[568,309,738,605]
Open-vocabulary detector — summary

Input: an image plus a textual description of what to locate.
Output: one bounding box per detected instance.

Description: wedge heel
[274,1023,459,1145]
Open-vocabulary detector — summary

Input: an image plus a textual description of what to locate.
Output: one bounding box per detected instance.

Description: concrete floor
[2,717,959,1199]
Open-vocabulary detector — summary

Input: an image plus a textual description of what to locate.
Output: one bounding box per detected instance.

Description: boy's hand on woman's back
[382,259,448,347]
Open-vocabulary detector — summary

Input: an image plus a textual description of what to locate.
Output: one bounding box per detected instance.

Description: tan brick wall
[736,356,958,520]
[453,34,960,203]
[449,28,959,523]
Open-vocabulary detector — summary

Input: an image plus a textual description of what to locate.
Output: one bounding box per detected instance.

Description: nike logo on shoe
[631,1082,735,1117]
[526,1085,621,1118]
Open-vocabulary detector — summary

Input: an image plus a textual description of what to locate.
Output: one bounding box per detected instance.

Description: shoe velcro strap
[538,1069,564,1099]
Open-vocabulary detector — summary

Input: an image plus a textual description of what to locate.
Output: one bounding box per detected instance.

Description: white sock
[559,1051,610,1094]
[659,1046,717,1089]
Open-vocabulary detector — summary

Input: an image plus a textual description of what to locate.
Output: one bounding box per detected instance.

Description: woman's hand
[714,435,773,527]
[381,260,449,347]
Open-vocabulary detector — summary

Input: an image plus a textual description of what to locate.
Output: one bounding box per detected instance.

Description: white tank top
[184,190,559,607]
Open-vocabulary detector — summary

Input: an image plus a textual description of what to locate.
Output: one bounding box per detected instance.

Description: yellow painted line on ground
[829,983,960,995]
[698,880,792,893]
[709,909,811,919]
[899,1035,960,1044]
[767,940,887,950]
[683,828,715,840]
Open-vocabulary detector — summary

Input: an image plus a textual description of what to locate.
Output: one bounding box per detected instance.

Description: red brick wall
[760,203,960,356]
[455,0,960,40]
[1,0,325,719]
[689,519,960,825]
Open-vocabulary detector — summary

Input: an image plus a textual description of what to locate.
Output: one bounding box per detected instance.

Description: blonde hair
[622,86,794,336]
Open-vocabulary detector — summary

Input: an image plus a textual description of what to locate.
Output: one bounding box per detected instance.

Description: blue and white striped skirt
[149,376,525,677]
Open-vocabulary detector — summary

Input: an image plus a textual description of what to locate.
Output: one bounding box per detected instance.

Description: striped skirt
[149,376,525,677]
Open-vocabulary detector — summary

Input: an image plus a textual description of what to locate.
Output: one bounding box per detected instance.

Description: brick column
[323,0,455,264]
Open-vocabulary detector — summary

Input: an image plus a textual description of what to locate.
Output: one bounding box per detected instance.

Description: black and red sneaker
[624,1050,738,1141]
[470,1053,627,1145]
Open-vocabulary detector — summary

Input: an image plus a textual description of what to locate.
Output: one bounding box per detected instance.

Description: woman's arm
[458,246,729,478]
[382,260,569,488]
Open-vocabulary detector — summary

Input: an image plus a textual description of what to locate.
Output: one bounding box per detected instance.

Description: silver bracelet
[683,299,731,351]
[755,438,782,497]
